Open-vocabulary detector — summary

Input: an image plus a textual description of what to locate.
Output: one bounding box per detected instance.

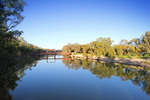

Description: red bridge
[40,49,72,55]
[39,49,72,61]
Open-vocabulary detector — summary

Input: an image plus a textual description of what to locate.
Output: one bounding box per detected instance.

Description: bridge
[39,49,72,59]
[40,49,72,55]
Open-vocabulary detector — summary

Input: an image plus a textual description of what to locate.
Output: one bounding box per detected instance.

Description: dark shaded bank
[0,55,42,100]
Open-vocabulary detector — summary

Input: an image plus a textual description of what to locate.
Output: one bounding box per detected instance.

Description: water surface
[1,55,150,100]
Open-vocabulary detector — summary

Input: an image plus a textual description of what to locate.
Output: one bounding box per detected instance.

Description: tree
[0,0,27,59]
[120,39,129,46]
[96,37,113,56]
[128,45,136,56]
[18,37,27,46]
[113,45,123,56]
[141,31,150,53]
[0,0,27,34]
[129,38,142,55]
[90,41,104,56]
[82,44,90,57]
[130,38,139,47]
[107,47,116,59]
[119,39,129,55]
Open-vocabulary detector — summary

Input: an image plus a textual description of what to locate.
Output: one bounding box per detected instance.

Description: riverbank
[71,54,150,67]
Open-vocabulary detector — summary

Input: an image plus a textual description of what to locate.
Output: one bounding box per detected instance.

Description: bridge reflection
[42,58,72,60]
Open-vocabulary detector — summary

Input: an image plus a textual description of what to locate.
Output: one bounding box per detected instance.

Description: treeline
[0,0,44,62]
[0,35,45,59]
[62,32,150,59]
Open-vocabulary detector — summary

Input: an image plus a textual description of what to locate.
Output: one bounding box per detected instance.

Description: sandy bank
[72,54,150,67]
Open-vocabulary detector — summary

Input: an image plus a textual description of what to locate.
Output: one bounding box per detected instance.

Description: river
[0,55,150,100]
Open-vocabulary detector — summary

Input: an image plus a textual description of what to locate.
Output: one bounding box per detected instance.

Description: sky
[16,0,150,49]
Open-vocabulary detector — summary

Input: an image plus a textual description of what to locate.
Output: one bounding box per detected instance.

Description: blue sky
[16,0,150,49]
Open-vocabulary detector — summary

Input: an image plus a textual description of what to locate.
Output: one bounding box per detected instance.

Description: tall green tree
[119,39,129,55]
[0,0,26,59]
[0,0,26,34]
[96,37,113,56]
[82,44,90,57]
[141,31,150,53]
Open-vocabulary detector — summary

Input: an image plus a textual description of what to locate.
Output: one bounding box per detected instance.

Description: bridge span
[39,49,72,59]
[40,49,72,55]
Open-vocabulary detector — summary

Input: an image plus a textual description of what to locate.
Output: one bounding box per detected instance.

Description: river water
[0,55,150,100]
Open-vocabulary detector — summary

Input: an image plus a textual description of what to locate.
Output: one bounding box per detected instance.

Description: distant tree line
[62,32,150,59]
[0,0,44,62]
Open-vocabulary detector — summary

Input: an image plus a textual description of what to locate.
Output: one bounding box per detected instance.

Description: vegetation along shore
[62,32,150,67]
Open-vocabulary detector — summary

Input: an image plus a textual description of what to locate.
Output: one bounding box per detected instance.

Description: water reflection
[41,55,72,63]
[0,56,150,100]
[0,56,40,100]
[62,59,150,96]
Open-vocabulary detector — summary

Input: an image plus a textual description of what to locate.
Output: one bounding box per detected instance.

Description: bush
[144,54,150,57]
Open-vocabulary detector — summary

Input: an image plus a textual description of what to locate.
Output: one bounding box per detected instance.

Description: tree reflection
[62,59,150,96]
[0,56,40,100]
